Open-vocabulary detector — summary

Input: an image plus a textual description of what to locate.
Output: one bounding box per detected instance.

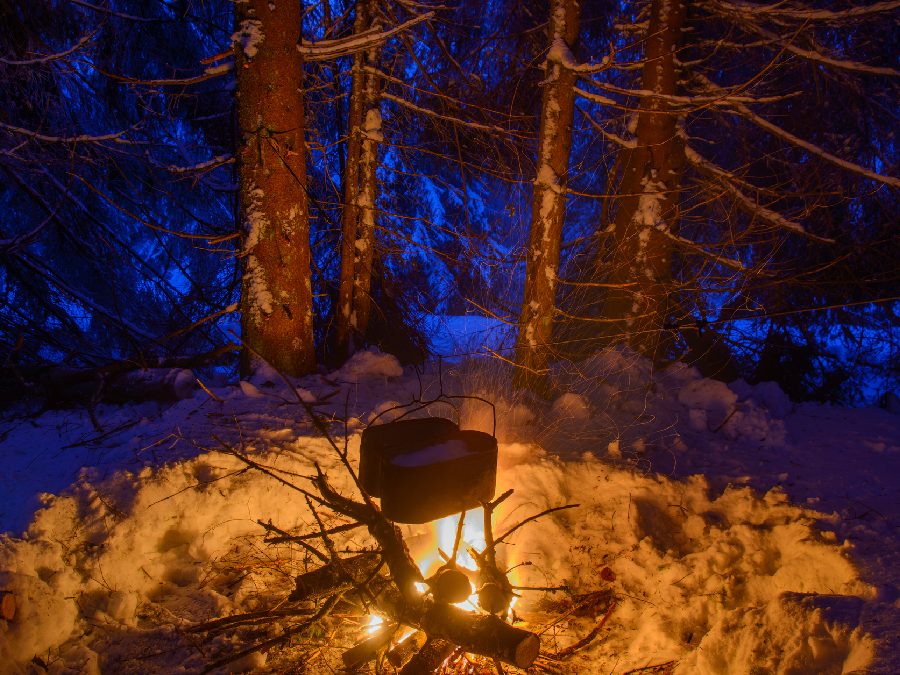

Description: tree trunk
[334,1,368,362]
[335,0,383,362]
[235,0,315,376]
[513,0,581,393]
[599,0,688,361]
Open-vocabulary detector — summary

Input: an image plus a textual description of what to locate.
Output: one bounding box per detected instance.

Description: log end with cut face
[515,633,541,668]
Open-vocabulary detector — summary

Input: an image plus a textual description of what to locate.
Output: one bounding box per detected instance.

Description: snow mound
[495,455,875,674]
[731,379,793,418]
[678,378,738,429]
[0,441,343,671]
[333,348,403,382]
[367,399,404,424]
[1,352,895,672]
[0,434,875,673]
[551,392,591,421]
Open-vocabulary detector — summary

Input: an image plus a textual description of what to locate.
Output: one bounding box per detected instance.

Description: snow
[551,392,591,421]
[363,108,383,144]
[333,348,403,382]
[232,20,264,60]
[677,378,738,429]
[0,347,898,672]
[547,38,577,70]
[202,63,231,76]
[244,255,274,322]
[635,176,666,229]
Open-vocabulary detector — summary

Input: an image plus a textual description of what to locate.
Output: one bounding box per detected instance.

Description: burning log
[341,623,397,670]
[370,583,540,669]
[386,631,428,669]
[472,490,515,615]
[414,603,538,669]
[425,565,472,605]
[399,638,455,675]
[286,564,540,669]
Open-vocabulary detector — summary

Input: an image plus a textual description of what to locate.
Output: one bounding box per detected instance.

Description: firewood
[476,581,510,615]
[341,623,397,669]
[623,660,677,674]
[288,551,381,602]
[398,638,455,675]
[416,603,538,669]
[374,584,540,669]
[545,601,616,660]
[386,630,428,668]
[313,467,424,600]
[472,491,515,615]
[426,565,472,605]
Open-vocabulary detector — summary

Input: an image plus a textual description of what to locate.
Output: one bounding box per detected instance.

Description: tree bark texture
[334,1,368,362]
[335,0,383,362]
[599,0,688,360]
[514,0,581,393]
[235,0,316,376]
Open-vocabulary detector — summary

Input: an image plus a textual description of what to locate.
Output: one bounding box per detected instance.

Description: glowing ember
[365,612,384,634]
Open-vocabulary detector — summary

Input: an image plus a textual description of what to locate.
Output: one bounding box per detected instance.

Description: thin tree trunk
[235,0,315,376]
[334,0,369,362]
[513,0,581,393]
[599,0,688,361]
[335,0,382,362]
[351,2,383,342]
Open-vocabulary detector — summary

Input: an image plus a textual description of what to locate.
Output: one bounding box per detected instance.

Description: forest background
[1,0,897,405]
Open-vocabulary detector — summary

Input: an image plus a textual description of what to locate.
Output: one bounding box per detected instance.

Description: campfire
[195,400,610,673]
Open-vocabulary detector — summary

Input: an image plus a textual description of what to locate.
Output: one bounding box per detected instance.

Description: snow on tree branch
[297,12,434,61]
[708,0,900,22]
[693,73,900,188]
[684,144,836,243]
[0,33,95,66]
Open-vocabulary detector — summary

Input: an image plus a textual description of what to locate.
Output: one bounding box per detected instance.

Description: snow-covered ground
[0,347,897,674]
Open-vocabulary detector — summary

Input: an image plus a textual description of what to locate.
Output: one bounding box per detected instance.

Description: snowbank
[0,348,896,672]
[333,348,403,382]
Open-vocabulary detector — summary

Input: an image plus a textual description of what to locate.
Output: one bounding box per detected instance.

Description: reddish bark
[514,0,581,393]
[235,0,315,376]
[335,0,382,362]
[600,0,688,360]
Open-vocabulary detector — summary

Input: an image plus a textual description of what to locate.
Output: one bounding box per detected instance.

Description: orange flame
[407,510,487,610]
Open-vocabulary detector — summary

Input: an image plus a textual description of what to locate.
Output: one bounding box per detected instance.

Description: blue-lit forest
[0,1,898,673]
[1,0,896,401]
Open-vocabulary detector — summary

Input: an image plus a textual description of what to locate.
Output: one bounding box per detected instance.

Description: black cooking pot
[359,417,497,523]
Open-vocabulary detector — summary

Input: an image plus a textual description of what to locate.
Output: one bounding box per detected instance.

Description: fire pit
[195,402,579,673]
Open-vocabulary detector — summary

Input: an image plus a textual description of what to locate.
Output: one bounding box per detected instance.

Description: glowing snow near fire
[0,348,894,672]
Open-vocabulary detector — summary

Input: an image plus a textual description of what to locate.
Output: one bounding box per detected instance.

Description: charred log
[399,638,455,675]
[289,551,382,602]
